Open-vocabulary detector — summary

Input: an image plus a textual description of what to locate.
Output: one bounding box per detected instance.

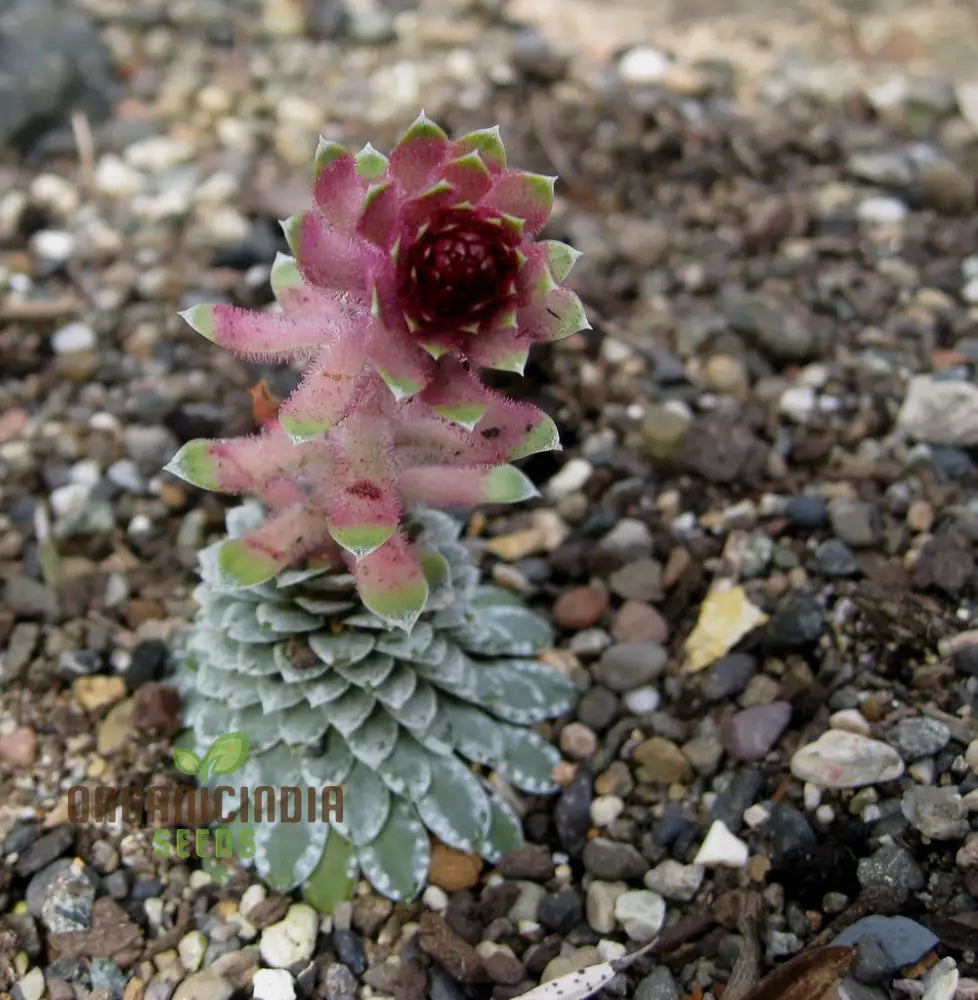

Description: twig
[71,111,96,187]
[528,91,600,212]
[2,295,86,322]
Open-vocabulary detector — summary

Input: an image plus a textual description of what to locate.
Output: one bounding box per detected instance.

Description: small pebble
[694,821,749,867]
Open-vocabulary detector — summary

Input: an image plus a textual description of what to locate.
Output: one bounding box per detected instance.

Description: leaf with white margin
[254,815,330,891]
[357,796,430,902]
[331,760,390,846]
[376,732,432,798]
[344,708,399,769]
[496,723,562,793]
[481,793,524,862]
[414,753,491,853]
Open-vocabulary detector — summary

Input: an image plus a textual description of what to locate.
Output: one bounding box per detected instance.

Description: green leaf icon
[173,748,202,776]
[200,731,251,781]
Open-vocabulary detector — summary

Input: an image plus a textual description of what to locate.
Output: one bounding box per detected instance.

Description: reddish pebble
[553,585,609,630]
[0,726,37,767]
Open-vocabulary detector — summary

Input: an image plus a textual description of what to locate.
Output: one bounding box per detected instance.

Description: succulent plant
[165,112,588,629]
[175,503,576,906]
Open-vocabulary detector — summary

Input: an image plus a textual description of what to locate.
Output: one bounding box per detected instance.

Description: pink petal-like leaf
[278,334,371,441]
[465,312,527,373]
[399,180,456,232]
[419,356,492,430]
[395,394,558,465]
[326,410,401,557]
[283,211,369,294]
[389,113,450,195]
[312,152,367,233]
[165,426,300,494]
[179,304,326,361]
[218,505,326,587]
[482,169,556,233]
[518,285,591,343]
[439,152,492,205]
[367,325,433,400]
[401,463,538,506]
[351,532,428,631]
[356,181,400,249]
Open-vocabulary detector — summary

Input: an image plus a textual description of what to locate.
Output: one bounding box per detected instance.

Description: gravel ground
[3,0,978,999]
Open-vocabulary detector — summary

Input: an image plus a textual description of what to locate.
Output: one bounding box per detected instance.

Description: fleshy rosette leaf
[176,505,577,910]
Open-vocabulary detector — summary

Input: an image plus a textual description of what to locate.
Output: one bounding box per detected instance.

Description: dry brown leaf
[249,378,281,425]
[738,946,856,1000]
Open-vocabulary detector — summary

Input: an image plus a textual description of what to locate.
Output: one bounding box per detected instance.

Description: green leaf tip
[355,143,389,180]
[329,523,396,559]
[399,111,449,147]
[314,137,347,178]
[510,413,561,459]
[164,439,220,490]
[280,415,330,442]
[280,214,303,258]
[434,402,488,431]
[455,125,506,170]
[217,537,282,587]
[179,304,216,342]
[303,833,358,915]
[544,240,583,282]
[376,366,422,401]
[484,465,540,503]
[362,576,428,632]
[270,252,302,299]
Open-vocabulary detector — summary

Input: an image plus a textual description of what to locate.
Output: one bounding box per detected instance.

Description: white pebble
[259,903,318,969]
[51,321,96,354]
[50,482,92,518]
[779,385,817,422]
[618,45,671,85]
[178,930,207,972]
[856,196,908,225]
[69,459,101,486]
[803,783,822,811]
[742,804,770,828]
[94,155,146,197]
[127,514,153,538]
[253,968,297,1000]
[590,795,624,827]
[31,173,80,214]
[623,686,660,714]
[828,709,871,736]
[422,885,448,911]
[544,458,593,500]
[30,229,76,263]
[963,277,978,305]
[815,804,835,825]
[922,958,958,1000]
[614,890,666,941]
[597,939,627,963]
[693,820,749,868]
[14,968,44,1000]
